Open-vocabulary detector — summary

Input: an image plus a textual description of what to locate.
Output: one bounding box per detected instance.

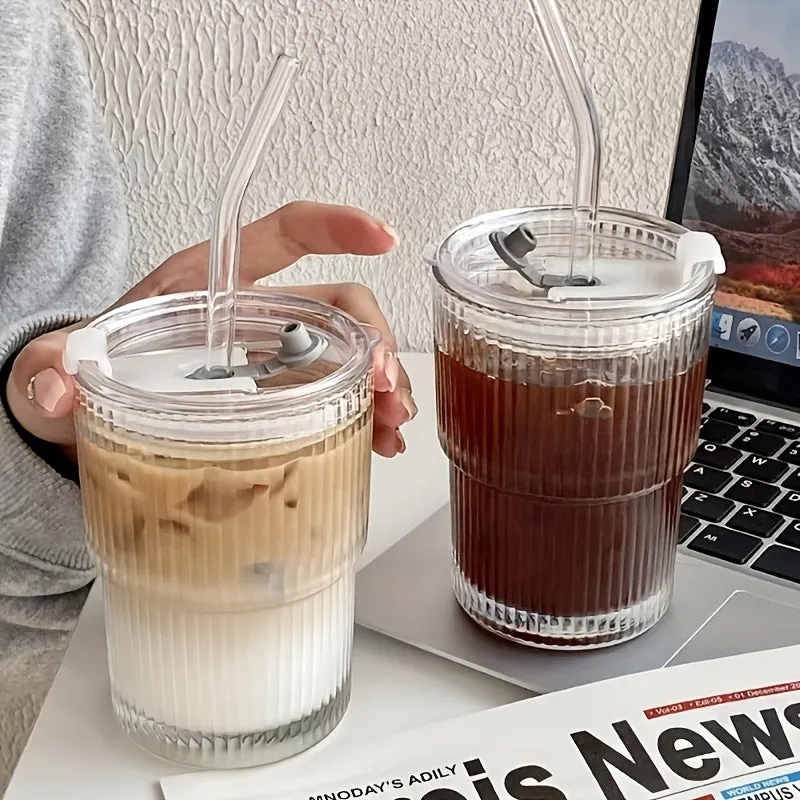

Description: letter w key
[735,453,789,483]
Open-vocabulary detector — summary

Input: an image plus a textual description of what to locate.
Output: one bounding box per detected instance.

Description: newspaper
[161,644,800,800]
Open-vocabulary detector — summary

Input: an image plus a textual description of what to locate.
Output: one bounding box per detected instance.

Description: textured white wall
[68,0,700,350]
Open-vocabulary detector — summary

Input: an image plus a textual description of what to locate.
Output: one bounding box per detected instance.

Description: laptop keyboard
[680,401,800,587]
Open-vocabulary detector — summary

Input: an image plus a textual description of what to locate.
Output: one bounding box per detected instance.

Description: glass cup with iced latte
[67,289,378,768]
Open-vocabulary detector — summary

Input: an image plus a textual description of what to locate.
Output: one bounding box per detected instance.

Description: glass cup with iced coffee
[430,206,723,649]
[65,289,377,767]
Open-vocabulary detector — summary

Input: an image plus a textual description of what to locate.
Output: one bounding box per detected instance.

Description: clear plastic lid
[64,290,379,443]
[429,205,724,349]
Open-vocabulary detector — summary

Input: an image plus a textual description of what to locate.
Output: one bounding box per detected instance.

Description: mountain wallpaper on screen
[684,41,800,321]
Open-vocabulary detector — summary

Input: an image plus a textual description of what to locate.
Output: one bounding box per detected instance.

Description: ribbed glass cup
[431,207,716,649]
[72,290,375,767]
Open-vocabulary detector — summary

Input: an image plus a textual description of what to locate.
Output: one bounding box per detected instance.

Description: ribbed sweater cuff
[0,312,93,582]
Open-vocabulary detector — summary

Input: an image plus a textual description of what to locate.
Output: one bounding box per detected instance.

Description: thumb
[6,323,85,446]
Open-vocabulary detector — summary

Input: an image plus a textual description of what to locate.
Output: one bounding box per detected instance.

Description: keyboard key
[684,464,731,493]
[756,419,800,439]
[724,478,780,508]
[682,493,734,522]
[702,403,710,415]
[699,419,738,444]
[688,525,761,564]
[735,453,788,483]
[694,441,740,470]
[783,468,800,492]
[708,407,756,427]
[774,491,800,519]
[678,514,701,544]
[732,430,784,457]
[751,545,800,585]
[780,442,800,466]
[778,520,800,549]
[727,506,783,537]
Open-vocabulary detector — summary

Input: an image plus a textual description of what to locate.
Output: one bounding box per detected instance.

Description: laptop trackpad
[665,590,800,667]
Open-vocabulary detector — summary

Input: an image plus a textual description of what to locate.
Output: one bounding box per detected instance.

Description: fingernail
[30,368,67,413]
[384,351,400,392]
[399,388,418,422]
[378,221,399,244]
[395,429,406,454]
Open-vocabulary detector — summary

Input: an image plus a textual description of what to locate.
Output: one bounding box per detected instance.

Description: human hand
[5,202,415,458]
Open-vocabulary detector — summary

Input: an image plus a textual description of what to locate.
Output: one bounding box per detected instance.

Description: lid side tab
[63,328,112,377]
[677,231,726,279]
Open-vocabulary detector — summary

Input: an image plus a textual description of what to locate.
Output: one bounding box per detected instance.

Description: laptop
[355,0,800,690]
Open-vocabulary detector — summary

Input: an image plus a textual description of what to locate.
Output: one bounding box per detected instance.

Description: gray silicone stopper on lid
[279,322,312,355]
[186,321,327,381]
[500,225,538,259]
[275,322,327,368]
[489,225,593,289]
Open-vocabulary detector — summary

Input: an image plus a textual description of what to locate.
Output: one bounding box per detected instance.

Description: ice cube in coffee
[430,207,723,649]
[67,290,378,767]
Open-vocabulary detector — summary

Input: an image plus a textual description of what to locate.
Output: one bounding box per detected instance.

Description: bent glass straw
[525,0,601,283]
[203,54,301,378]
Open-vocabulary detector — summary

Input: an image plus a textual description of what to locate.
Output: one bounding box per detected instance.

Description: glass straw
[525,0,601,282]
[204,54,301,377]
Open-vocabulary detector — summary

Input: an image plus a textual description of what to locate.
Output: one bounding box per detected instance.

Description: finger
[133,203,399,298]
[374,387,416,429]
[6,324,85,446]
[373,424,406,458]
[240,201,398,283]
[373,348,413,394]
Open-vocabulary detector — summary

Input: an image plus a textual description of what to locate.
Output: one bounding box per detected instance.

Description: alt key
[688,525,762,565]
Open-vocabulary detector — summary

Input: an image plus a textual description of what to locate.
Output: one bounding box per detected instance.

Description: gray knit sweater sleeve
[0,0,129,787]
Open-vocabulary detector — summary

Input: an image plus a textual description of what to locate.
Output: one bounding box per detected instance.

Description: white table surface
[6,353,531,800]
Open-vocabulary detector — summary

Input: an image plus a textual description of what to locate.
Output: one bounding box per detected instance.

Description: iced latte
[69,290,377,767]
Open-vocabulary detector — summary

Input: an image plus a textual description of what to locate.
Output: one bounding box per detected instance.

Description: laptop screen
[675,0,800,371]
